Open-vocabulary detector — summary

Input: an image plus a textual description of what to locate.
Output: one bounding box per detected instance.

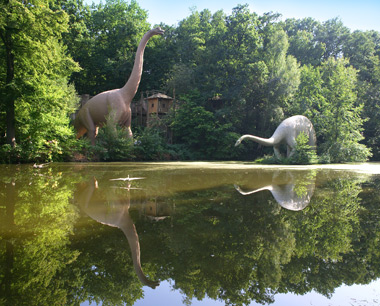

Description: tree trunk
[1,28,17,147]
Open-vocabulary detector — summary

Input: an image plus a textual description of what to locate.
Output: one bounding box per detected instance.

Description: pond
[1,162,380,306]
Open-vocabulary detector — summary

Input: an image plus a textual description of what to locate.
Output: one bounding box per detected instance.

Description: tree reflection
[136,170,377,305]
[0,165,80,305]
[1,165,380,306]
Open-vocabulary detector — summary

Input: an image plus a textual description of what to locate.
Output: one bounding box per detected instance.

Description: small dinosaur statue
[235,115,316,158]
[74,27,165,144]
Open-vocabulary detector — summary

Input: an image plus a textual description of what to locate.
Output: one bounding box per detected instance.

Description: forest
[1,0,380,163]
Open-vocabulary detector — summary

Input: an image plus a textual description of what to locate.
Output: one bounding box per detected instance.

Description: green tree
[257,25,300,133]
[165,6,302,160]
[316,17,350,61]
[290,132,318,164]
[170,92,238,160]
[282,17,326,66]
[67,0,150,95]
[318,58,371,162]
[0,0,80,161]
[290,59,371,162]
[343,30,380,159]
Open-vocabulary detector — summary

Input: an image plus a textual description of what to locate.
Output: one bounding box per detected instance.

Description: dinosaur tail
[236,134,276,146]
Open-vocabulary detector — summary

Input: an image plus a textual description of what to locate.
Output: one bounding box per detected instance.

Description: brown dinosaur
[74,27,165,144]
[75,177,159,289]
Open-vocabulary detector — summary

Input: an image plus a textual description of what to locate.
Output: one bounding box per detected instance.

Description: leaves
[1,0,380,163]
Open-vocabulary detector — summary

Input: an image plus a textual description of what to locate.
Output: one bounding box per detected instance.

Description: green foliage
[64,0,150,95]
[0,0,81,162]
[2,1,380,163]
[171,92,239,160]
[319,141,373,163]
[290,59,372,163]
[90,111,135,161]
[291,132,318,164]
[133,126,168,161]
[86,116,191,162]
[343,31,380,159]
[1,164,380,305]
[282,18,326,66]
[317,58,372,162]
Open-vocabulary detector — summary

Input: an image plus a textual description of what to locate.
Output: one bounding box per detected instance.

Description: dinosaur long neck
[240,134,275,146]
[118,208,154,287]
[121,31,153,102]
[236,185,273,195]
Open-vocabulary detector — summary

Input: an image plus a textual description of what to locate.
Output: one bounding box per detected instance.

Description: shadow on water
[1,162,380,305]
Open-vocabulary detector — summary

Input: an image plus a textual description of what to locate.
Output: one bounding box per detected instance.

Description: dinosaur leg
[123,110,133,138]
[273,145,282,159]
[81,108,97,145]
[287,138,297,158]
[118,121,133,138]
[127,126,133,138]
[287,145,296,158]
[76,126,87,139]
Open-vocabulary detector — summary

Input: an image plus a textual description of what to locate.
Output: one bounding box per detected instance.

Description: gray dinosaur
[235,115,316,158]
[234,170,315,211]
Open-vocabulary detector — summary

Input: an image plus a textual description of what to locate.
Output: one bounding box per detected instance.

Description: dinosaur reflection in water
[75,177,159,289]
[235,170,316,211]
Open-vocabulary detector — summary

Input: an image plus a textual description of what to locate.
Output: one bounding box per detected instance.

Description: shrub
[319,141,372,163]
[290,132,319,164]
[91,112,135,161]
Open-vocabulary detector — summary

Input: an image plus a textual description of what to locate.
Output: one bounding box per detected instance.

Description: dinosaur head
[150,27,165,36]
[235,138,242,146]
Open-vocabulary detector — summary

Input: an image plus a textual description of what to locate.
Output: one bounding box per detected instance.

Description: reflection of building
[132,91,174,127]
[140,199,173,221]
[129,196,174,221]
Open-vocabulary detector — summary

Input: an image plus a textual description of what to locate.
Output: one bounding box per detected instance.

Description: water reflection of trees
[0,165,80,305]
[136,171,377,305]
[1,165,380,306]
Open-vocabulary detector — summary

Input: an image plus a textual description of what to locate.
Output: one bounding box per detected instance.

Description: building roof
[146,93,173,100]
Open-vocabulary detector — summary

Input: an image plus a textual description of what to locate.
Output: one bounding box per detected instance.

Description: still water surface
[1,162,380,305]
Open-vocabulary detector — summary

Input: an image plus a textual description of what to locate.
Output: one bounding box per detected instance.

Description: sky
[87,0,380,32]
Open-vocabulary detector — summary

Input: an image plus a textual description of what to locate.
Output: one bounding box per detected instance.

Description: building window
[152,103,154,108]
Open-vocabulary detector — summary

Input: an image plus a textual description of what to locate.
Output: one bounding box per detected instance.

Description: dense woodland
[1,0,380,163]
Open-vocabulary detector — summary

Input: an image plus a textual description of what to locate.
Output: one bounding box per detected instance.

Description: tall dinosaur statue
[75,177,160,289]
[74,27,165,144]
[235,115,316,158]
